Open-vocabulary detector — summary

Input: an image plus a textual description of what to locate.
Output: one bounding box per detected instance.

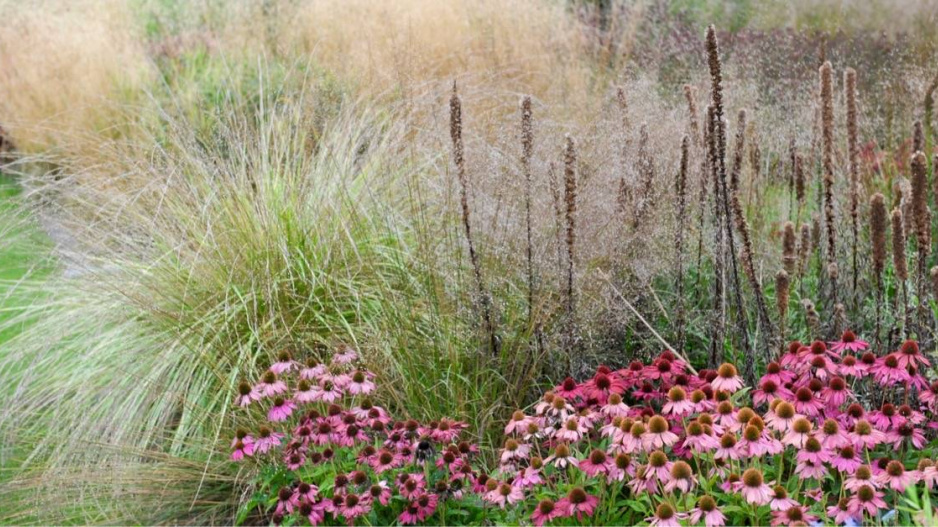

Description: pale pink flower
[268,397,297,422]
[711,363,744,393]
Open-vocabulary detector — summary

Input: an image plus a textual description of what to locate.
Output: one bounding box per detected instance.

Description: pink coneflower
[847,485,887,518]
[877,460,917,492]
[821,376,850,407]
[801,340,840,361]
[845,465,878,492]
[269,350,297,374]
[643,450,673,484]
[601,392,631,417]
[794,458,828,479]
[583,369,626,404]
[235,381,262,407]
[921,381,938,409]
[579,449,615,478]
[284,450,305,471]
[921,460,938,489]
[293,379,319,403]
[647,502,684,527]
[662,386,694,416]
[555,416,589,442]
[850,419,886,449]
[739,468,773,505]
[268,397,297,422]
[871,353,911,386]
[715,401,739,428]
[896,339,930,368]
[531,499,561,527]
[664,460,697,493]
[504,410,537,436]
[398,473,427,500]
[779,343,800,368]
[838,354,864,377]
[231,438,255,461]
[805,354,837,379]
[499,438,530,466]
[689,495,726,527]
[513,462,544,488]
[891,422,926,450]
[752,379,792,407]
[817,418,849,449]
[484,482,523,508]
[554,377,585,400]
[556,487,599,521]
[763,361,797,385]
[299,358,327,381]
[332,346,358,365]
[796,436,831,465]
[275,487,296,515]
[607,452,635,482]
[781,418,812,448]
[830,330,869,353]
[712,363,744,393]
[792,387,824,416]
[643,416,679,450]
[633,381,664,402]
[254,426,283,453]
[545,443,578,469]
[765,401,799,432]
[768,485,799,511]
[831,445,862,474]
[367,481,392,506]
[770,505,818,526]
[714,432,741,460]
[683,421,720,452]
[827,497,858,525]
[296,501,325,526]
[346,370,376,395]
[337,493,371,522]
[308,380,343,403]
[255,371,288,398]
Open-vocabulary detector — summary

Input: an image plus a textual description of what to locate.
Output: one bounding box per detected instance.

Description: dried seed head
[892,208,908,281]
[776,269,790,322]
[870,194,887,280]
[782,221,797,274]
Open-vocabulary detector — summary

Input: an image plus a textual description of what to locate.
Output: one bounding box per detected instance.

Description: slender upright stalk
[706,24,752,375]
[845,68,859,309]
[675,135,690,352]
[520,96,536,329]
[563,136,579,357]
[870,194,887,348]
[892,207,909,338]
[820,61,838,306]
[450,84,496,354]
[911,151,930,322]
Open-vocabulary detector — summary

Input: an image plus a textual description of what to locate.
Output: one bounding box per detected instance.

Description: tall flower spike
[819,61,837,291]
[450,83,496,354]
[845,68,859,298]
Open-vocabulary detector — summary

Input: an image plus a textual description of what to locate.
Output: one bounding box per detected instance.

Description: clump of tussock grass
[0,90,544,522]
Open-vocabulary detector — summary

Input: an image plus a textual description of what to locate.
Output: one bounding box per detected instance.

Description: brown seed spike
[892,208,908,282]
[819,61,837,286]
[782,222,797,274]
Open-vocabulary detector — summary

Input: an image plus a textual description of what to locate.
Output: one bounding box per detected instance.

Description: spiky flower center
[717,363,737,378]
[648,416,669,434]
[742,468,764,487]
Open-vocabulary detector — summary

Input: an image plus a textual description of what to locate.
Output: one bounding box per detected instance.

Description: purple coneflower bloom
[579,449,615,478]
[269,350,297,374]
[642,415,679,450]
[739,468,773,505]
[254,426,283,453]
[711,363,744,393]
[484,482,523,508]
[268,397,296,422]
[689,495,726,527]
[555,487,598,521]
[647,503,684,527]
[531,499,560,527]
[768,485,798,511]
[876,460,917,492]
[871,353,911,386]
[255,371,288,398]
[770,506,818,526]
[829,330,868,353]
[847,485,886,518]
